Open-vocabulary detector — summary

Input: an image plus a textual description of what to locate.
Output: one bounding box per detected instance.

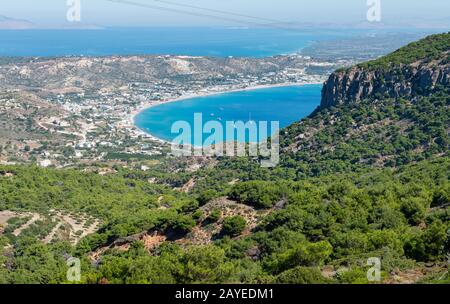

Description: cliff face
[320,54,450,109]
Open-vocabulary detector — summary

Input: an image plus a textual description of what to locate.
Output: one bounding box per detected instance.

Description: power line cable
[106,0,302,32]
[152,0,288,25]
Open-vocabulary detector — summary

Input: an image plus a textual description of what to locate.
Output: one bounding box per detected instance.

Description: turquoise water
[134,84,322,145]
[0,28,359,57]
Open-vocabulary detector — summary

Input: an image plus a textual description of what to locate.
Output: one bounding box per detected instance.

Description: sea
[0,27,360,57]
[134,85,322,145]
[0,27,357,144]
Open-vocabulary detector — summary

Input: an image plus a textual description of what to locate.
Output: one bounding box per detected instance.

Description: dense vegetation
[0,33,449,284]
[187,85,449,193]
[358,32,450,69]
[281,87,449,176]
[0,158,448,283]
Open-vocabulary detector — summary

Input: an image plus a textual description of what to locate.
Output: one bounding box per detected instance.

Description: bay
[134,84,322,145]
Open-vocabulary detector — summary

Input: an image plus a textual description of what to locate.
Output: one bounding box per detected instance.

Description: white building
[39,159,52,168]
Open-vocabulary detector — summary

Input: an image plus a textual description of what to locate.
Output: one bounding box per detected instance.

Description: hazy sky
[2,0,450,27]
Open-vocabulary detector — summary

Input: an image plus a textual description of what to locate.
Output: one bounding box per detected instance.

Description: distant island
[0,15,35,29]
[0,15,103,30]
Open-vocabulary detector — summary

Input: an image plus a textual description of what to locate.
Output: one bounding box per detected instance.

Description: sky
[1,0,450,27]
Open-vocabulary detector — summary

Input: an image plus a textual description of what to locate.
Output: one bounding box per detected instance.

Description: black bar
[0,284,445,303]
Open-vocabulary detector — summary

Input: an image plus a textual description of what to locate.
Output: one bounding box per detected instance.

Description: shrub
[208,209,221,223]
[192,210,203,222]
[266,241,333,274]
[431,185,450,208]
[222,216,247,237]
[197,190,218,206]
[400,198,427,225]
[229,181,285,209]
[276,266,329,284]
[170,215,196,234]
[180,246,236,283]
[181,200,199,212]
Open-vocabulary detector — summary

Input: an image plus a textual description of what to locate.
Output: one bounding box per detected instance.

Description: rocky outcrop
[320,55,450,109]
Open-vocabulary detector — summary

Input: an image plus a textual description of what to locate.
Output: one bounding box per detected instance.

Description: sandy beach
[132,82,322,117]
[130,81,323,142]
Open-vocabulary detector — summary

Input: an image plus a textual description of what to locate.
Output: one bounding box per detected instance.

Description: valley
[0,32,448,285]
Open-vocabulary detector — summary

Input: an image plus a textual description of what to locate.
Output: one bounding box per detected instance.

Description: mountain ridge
[276,32,449,175]
[319,32,450,109]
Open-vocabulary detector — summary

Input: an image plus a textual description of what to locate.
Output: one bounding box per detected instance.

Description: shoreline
[129,82,323,143]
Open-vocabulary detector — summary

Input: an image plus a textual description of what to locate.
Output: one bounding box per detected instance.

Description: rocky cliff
[320,33,450,109]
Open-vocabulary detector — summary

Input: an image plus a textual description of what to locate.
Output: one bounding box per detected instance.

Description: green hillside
[0,33,449,284]
[358,32,450,69]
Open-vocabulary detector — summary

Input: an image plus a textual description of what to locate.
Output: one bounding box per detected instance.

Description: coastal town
[0,54,350,168]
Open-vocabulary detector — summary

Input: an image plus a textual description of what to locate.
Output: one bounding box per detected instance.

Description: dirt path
[12,213,40,236]
[37,120,86,141]
[0,211,19,226]
[89,230,166,261]
[175,178,196,193]
[57,213,100,244]
[42,222,63,244]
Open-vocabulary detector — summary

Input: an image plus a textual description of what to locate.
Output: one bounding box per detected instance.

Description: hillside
[278,33,449,176]
[0,55,335,93]
[358,32,450,69]
[202,33,449,181]
[321,32,450,109]
[1,158,448,284]
[0,53,339,167]
[0,33,449,284]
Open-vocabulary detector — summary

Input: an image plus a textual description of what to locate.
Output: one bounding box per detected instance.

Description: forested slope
[0,33,449,284]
